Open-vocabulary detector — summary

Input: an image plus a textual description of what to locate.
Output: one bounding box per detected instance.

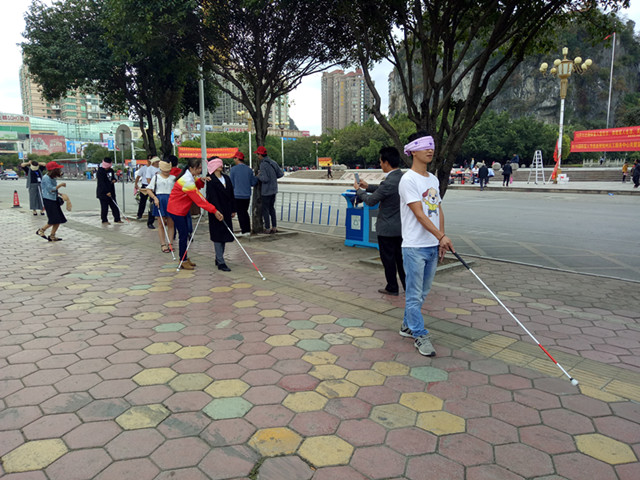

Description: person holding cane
[96,157,122,224]
[145,160,176,253]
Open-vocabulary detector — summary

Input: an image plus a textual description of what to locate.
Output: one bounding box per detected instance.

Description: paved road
[3,179,638,281]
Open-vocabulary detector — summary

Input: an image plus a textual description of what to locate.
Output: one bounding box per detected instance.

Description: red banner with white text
[178,147,239,159]
[571,126,640,152]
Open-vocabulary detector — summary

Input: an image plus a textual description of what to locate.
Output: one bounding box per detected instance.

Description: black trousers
[262,194,277,230]
[137,188,148,219]
[236,198,251,233]
[377,235,406,293]
[503,174,511,186]
[99,196,121,223]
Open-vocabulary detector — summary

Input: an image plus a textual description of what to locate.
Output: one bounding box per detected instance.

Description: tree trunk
[251,180,263,234]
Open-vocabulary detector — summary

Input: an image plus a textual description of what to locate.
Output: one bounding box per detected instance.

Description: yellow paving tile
[259,309,287,319]
[265,335,299,346]
[473,298,498,306]
[416,411,466,435]
[188,296,212,303]
[479,334,518,348]
[292,329,323,340]
[253,290,276,297]
[283,392,328,412]
[88,306,117,314]
[445,308,471,315]
[309,315,338,324]
[345,370,386,386]
[149,286,172,292]
[578,385,625,403]
[231,283,253,289]
[210,286,233,293]
[295,268,313,272]
[133,312,164,321]
[298,436,354,467]
[107,287,129,294]
[205,379,250,398]
[125,290,149,296]
[24,285,47,291]
[174,272,194,279]
[400,392,443,412]
[372,361,410,376]
[6,283,31,290]
[132,367,177,386]
[249,427,302,457]
[604,380,640,402]
[176,346,212,359]
[302,351,338,365]
[315,379,359,398]
[163,300,190,308]
[309,365,348,380]
[575,434,637,465]
[343,327,374,337]
[144,342,182,355]
[1,439,68,473]
[370,404,417,429]
[154,276,173,282]
[116,404,170,430]
[94,298,121,306]
[493,349,535,367]
[497,291,522,297]
[233,300,258,308]
[169,373,214,391]
[352,337,385,349]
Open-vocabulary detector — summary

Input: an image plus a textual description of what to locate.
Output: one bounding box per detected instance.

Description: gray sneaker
[414,335,436,356]
[399,324,413,338]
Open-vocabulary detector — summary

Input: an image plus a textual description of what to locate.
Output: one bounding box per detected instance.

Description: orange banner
[178,147,239,159]
[318,157,333,167]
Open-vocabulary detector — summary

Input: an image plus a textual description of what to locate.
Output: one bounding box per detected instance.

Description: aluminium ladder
[527,150,546,185]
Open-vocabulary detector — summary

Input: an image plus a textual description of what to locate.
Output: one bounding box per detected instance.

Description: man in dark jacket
[502,162,513,187]
[96,157,122,224]
[478,162,489,191]
[256,146,282,233]
[355,147,405,296]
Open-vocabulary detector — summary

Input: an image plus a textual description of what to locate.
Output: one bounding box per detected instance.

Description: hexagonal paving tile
[133,312,163,321]
[231,282,253,289]
[370,404,417,429]
[248,427,302,456]
[309,315,337,324]
[234,300,258,308]
[116,404,170,430]
[253,290,276,297]
[169,373,213,392]
[343,327,374,337]
[336,318,364,327]
[175,346,212,359]
[210,286,233,293]
[410,366,449,383]
[316,379,359,399]
[352,337,385,349]
[154,323,185,333]
[416,411,466,435]
[259,309,286,318]
[400,392,444,412]
[309,365,348,380]
[345,370,386,387]
[132,368,178,386]
[302,352,338,365]
[144,342,182,355]
[298,435,354,467]
[187,296,212,303]
[283,392,328,412]
[373,361,410,377]
[266,335,299,347]
[575,433,637,465]
[297,339,331,352]
[203,397,253,420]
[293,329,324,340]
[205,379,250,398]
[1,439,68,473]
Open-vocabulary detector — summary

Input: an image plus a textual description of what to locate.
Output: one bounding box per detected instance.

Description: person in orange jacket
[167,158,223,269]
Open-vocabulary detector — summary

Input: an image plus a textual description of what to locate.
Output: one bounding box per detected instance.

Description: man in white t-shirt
[398,131,455,356]
[135,156,151,220]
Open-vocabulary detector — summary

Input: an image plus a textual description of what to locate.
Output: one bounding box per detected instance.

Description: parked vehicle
[1,170,19,180]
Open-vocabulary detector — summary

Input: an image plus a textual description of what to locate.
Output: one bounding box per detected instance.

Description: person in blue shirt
[36,161,67,242]
[229,151,257,236]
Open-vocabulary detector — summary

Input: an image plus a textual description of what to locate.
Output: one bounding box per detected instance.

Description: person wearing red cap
[36,162,67,241]
[255,146,283,233]
[229,151,257,236]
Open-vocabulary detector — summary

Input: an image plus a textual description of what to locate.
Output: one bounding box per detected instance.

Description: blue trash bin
[341,190,379,249]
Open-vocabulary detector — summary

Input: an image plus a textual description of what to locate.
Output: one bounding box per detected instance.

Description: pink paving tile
[426,381,467,400]
[386,427,437,455]
[77,399,130,422]
[520,425,576,454]
[495,443,554,477]
[106,429,165,460]
[467,417,519,445]
[492,402,541,427]
[553,452,617,480]
[63,421,122,449]
[593,416,640,444]
[560,395,612,417]
[278,374,320,392]
[151,437,210,469]
[22,413,81,440]
[351,446,406,479]
[356,385,401,406]
[89,379,137,399]
[242,385,288,405]
[448,370,489,387]
[172,359,215,374]
[467,385,512,404]
[466,465,525,480]
[259,456,314,480]
[200,418,256,447]
[125,385,173,406]
[45,448,112,480]
[513,389,561,410]
[198,445,259,480]
[384,376,427,393]
[311,466,367,480]
[5,386,57,407]
[272,359,312,376]
[0,406,42,430]
[325,398,372,420]
[290,411,340,436]
[406,453,464,480]
[336,419,387,446]
[94,458,160,480]
[157,411,211,438]
[267,346,305,360]
[0,430,23,457]
[241,369,283,386]
[444,398,490,419]
[440,433,494,466]
[40,392,93,414]
[611,402,640,423]
[490,374,533,390]
[164,391,213,413]
[237,342,272,355]
[244,404,294,428]
[207,363,248,380]
[155,468,210,480]
[616,462,640,480]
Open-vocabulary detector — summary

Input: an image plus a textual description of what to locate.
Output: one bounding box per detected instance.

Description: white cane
[157,203,176,260]
[177,211,204,271]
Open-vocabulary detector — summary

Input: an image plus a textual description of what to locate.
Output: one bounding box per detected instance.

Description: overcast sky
[2,1,640,135]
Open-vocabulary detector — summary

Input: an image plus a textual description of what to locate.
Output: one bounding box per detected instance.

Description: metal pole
[315,141,319,169]
[248,119,252,169]
[198,65,207,176]
[556,96,565,183]
[281,134,284,170]
[606,32,616,129]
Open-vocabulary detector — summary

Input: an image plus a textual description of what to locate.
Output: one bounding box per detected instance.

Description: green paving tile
[287,320,317,330]
[335,318,364,327]
[203,397,253,420]
[296,339,331,352]
[154,323,186,332]
[410,366,449,383]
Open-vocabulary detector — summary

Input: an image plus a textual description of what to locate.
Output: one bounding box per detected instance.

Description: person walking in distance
[622,162,629,183]
[36,161,68,242]
[502,162,513,187]
[398,131,455,356]
[135,155,152,220]
[478,162,489,190]
[96,157,122,224]
[354,146,405,296]
[229,151,257,236]
[256,146,283,234]
[632,159,640,188]
[167,158,223,270]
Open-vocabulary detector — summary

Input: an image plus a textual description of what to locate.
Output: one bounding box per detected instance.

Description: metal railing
[276,191,346,229]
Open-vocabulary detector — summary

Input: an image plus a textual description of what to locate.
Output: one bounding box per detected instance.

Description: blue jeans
[402,246,439,338]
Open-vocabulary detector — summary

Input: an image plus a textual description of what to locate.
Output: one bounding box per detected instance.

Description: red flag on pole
[551,141,559,180]
[604,32,615,41]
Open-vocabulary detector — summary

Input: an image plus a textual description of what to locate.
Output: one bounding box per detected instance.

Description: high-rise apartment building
[321,69,374,133]
[20,63,126,123]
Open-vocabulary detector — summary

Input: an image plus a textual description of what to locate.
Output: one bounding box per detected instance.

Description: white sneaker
[414,335,436,356]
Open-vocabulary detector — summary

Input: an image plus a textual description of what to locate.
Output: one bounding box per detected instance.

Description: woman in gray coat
[20,160,46,215]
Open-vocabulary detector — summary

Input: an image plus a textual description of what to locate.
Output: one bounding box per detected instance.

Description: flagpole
[606,32,616,129]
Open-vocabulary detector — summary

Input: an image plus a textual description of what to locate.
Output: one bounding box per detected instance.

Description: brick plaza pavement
[1,207,639,479]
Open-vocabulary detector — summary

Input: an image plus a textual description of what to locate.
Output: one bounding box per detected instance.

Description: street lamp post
[313,140,320,170]
[540,47,592,183]
[236,110,253,168]
[279,123,286,171]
